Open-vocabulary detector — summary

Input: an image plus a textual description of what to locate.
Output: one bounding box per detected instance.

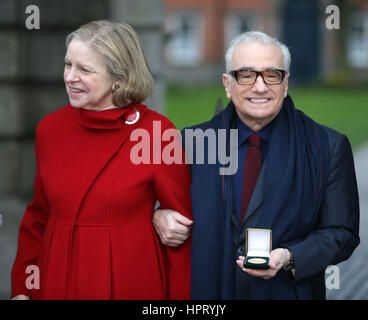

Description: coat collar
[44,103,148,224]
[73,104,141,130]
[215,100,236,130]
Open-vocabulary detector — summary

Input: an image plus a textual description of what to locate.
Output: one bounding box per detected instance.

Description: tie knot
[248,134,262,147]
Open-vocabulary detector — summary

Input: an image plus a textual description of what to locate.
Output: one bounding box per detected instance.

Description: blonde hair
[66,20,153,107]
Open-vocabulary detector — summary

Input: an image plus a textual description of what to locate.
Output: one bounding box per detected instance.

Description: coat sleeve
[285,134,360,282]
[11,125,50,298]
[153,123,192,300]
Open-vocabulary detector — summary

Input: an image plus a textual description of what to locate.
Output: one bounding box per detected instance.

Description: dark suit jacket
[188,102,360,299]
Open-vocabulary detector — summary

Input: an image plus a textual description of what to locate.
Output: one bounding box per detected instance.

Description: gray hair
[225,31,291,73]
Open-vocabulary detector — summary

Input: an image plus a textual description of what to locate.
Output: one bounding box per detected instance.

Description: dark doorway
[282,0,321,86]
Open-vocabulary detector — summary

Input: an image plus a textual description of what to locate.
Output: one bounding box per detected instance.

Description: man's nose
[252,74,268,93]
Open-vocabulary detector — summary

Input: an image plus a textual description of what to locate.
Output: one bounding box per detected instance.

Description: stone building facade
[0,0,165,198]
[0,0,164,299]
[164,0,368,85]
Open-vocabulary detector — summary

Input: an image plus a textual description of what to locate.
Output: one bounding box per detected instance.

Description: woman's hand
[152,209,193,247]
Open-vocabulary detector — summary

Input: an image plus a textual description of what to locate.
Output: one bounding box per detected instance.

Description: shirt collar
[96,105,120,111]
[236,114,271,147]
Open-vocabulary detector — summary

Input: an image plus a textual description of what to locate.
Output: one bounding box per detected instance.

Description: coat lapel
[40,104,148,223]
[71,105,148,221]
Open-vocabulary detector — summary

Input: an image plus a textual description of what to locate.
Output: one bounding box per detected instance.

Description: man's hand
[152,209,193,247]
[236,248,290,280]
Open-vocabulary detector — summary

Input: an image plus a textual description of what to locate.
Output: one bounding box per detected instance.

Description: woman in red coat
[11,20,192,300]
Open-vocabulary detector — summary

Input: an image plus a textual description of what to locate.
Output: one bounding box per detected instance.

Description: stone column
[0,0,23,195]
[0,0,111,298]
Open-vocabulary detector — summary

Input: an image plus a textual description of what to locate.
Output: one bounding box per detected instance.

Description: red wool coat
[11,104,192,300]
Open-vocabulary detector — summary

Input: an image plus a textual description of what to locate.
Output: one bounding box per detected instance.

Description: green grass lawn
[167,84,368,149]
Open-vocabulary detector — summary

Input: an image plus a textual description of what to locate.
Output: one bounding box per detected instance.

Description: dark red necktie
[239,134,262,225]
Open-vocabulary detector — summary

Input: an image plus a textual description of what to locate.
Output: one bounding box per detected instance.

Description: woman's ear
[112,82,121,93]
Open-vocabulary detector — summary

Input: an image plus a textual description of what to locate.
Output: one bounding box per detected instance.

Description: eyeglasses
[229,68,286,85]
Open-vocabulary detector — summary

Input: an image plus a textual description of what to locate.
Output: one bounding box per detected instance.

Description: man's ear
[283,73,290,98]
[222,73,232,99]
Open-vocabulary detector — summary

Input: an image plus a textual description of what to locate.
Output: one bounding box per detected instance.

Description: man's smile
[247,98,271,103]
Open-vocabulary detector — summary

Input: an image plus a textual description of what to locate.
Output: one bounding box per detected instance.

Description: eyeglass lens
[236,70,283,85]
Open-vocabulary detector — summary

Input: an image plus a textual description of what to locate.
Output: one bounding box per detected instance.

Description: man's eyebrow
[237,66,254,71]
[237,66,279,71]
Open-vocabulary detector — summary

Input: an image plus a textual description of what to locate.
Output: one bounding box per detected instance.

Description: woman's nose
[64,67,79,82]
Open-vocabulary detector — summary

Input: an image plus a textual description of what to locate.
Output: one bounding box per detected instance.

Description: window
[165,12,202,66]
[224,13,256,50]
[347,12,368,68]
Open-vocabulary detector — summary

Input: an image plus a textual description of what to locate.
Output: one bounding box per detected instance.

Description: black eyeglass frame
[229,68,287,85]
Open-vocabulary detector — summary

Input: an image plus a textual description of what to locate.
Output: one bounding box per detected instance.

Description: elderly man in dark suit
[153,31,360,299]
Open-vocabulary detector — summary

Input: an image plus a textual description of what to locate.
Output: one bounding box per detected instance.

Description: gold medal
[248,258,267,264]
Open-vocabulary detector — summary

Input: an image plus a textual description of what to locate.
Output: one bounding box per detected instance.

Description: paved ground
[0,196,26,299]
[1,143,367,300]
[326,141,368,300]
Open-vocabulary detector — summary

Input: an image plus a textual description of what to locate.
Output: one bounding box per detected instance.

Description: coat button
[238,246,245,254]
